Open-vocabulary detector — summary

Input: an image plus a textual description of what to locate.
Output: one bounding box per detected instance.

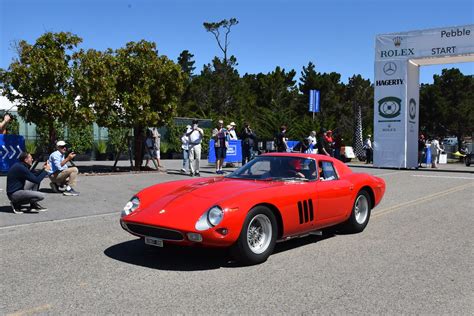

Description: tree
[113,40,185,168]
[420,68,473,148]
[0,32,82,151]
[177,50,196,78]
[203,18,239,64]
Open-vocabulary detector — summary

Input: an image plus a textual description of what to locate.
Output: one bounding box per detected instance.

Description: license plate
[144,236,164,247]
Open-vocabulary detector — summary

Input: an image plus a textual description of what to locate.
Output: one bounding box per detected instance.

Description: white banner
[374,25,474,169]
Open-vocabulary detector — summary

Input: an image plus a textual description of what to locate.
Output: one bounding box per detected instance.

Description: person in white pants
[187,119,204,177]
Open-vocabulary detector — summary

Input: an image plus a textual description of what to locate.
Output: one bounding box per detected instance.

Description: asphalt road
[1,160,473,314]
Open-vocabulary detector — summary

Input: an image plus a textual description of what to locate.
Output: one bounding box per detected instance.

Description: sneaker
[189,172,194,177]
[180,168,186,173]
[10,202,23,214]
[30,202,48,212]
[194,171,200,176]
[50,182,60,193]
[63,188,80,196]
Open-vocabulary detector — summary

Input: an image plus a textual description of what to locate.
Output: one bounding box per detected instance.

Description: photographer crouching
[48,141,80,196]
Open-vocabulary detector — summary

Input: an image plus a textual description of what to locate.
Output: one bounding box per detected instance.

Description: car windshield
[226,156,317,181]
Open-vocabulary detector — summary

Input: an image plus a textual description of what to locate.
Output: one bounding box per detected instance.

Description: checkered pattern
[353,105,365,159]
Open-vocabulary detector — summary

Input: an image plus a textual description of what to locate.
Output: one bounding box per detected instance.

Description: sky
[0,0,473,84]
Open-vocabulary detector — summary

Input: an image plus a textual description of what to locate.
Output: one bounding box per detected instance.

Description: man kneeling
[48,140,80,196]
[6,152,50,213]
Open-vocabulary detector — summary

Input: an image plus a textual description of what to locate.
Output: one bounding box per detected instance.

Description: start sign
[0,135,25,172]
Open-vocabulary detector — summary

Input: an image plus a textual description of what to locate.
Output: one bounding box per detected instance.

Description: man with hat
[186,119,204,176]
[363,134,373,164]
[48,140,80,196]
[212,119,229,174]
[228,122,238,140]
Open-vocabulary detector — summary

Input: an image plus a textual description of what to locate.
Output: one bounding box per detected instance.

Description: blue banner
[208,140,242,163]
[309,90,320,113]
[0,135,26,172]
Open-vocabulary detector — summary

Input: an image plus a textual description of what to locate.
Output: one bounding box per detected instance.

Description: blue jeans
[182,149,189,170]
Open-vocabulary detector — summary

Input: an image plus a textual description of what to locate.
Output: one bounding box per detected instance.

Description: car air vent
[297,199,314,224]
[126,223,184,241]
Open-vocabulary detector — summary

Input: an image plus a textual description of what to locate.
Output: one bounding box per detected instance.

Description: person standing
[7,152,50,213]
[317,128,330,156]
[325,130,335,157]
[48,141,80,196]
[418,134,426,167]
[144,129,159,170]
[180,125,191,173]
[187,119,204,176]
[241,122,256,165]
[212,119,229,174]
[151,127,164,170]
[228,122,238,140]
[430,136,442,168]
[307,131,317,153]
[333,130,343,161]
[363,134,373,164]
[276,125,288,152]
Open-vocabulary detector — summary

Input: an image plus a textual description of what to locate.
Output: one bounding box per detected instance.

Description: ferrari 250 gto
[120,153,385,265]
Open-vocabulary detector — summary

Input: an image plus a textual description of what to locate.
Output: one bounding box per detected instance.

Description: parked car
[120,153,386,265]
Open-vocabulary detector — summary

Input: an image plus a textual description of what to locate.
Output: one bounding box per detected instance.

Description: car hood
[125,177,279,230]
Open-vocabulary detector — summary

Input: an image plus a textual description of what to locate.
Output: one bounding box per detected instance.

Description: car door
[314,160,353,224]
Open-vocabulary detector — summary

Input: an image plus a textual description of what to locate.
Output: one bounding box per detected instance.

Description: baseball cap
[56,140,66,147]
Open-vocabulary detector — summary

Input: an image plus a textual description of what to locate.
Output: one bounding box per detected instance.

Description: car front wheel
[231,206,277,265]
[341,190,371,233]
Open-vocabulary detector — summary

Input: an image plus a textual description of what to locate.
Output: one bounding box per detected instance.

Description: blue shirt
[48,150,68,174]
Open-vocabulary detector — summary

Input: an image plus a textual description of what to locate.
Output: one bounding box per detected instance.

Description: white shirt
[229,129,238,140]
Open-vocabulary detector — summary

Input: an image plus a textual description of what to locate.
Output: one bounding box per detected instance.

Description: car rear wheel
[341,190,371,233]
[231,206,277,265]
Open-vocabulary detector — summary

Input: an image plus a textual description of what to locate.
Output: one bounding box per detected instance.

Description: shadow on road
[104,232,336,271]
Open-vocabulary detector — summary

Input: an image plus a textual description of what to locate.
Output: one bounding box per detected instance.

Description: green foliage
[0,32,83,147]
[35,122,65,154]
[25,140,37,155]
[160,141,169,154]
[67,125,93,154]
[95,141,107,154]
[108,127,130,154]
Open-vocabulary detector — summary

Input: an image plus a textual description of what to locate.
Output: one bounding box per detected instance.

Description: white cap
[230,122,237,126]
[56,140,66,147]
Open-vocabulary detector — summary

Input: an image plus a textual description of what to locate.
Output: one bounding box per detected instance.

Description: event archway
[374,24,473,168]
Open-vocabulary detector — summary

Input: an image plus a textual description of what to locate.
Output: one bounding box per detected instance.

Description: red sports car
[120,153,385,265]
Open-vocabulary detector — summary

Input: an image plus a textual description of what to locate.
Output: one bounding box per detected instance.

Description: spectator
[418,134,426,167]
[307,131,317,153]
[151,127,165,170]
[228,122,238,140]
[187,119,204,176]
[317,128,330,156]
[0,113,12,134]
[333,130,343,161]
[325,130,335,157]
[241,122,256,165]
[180,125,191,173]
[6,152,50,213]
[144,129,159,170]
[363,134,373,164]
[276,125,288,152]
[430,136,442,168]
[48,140,80,196]
[293,138,311,153]
[212,119,229,174]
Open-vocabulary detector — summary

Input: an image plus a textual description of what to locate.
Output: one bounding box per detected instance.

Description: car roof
[260,152,353,176]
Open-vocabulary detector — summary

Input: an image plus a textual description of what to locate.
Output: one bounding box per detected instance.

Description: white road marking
[412,174,474,180]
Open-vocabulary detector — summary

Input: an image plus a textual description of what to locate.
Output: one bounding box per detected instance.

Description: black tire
[231,206,277,265]
[341,190,372,233]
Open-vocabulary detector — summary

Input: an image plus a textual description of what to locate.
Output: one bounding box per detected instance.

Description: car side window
[318,161,338,181]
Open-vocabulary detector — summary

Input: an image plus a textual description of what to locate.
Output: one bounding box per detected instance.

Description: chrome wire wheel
[354,194,369,224]
[246,214,272,254]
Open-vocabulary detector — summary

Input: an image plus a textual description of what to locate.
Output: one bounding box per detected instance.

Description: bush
[35,122,65,154]
[25,140,37,155]
[108,127,130,155]
[160,141,169,154]
[95,141,107,154]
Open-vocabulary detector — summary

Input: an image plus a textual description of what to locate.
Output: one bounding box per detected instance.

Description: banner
[0,135,25,172]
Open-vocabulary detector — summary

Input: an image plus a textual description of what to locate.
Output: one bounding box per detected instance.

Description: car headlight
[195,206,224,231]
[121,196,140,217]
[207,206,224,227]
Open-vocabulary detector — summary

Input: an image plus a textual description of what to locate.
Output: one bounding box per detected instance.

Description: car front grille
[125,223,184,241]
